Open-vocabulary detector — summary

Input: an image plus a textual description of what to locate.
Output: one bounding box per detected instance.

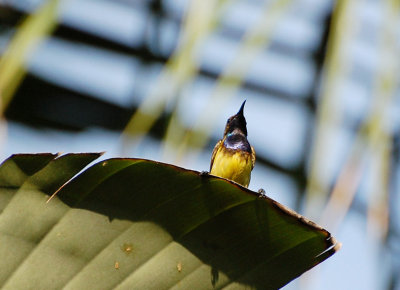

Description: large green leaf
[0,154,340,289]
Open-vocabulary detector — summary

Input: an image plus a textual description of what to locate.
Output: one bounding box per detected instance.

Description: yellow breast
[210,147,253,187]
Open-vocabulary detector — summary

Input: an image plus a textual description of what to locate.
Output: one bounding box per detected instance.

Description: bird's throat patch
[224,133,251,153]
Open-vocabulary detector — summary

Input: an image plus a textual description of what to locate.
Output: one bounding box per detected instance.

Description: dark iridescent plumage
[223,133,252,153]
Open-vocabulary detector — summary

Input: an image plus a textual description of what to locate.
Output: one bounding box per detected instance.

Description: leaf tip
[331,237,342,252]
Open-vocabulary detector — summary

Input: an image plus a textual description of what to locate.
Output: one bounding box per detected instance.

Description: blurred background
[0,0,399,289]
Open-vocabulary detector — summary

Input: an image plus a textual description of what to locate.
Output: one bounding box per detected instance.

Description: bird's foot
[257,188,267,197]
[200,171,209,176]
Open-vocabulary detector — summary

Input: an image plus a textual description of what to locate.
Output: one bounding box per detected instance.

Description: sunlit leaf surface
[0,154,340,289]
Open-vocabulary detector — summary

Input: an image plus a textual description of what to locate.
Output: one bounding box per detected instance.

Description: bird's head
[224,100,248,137]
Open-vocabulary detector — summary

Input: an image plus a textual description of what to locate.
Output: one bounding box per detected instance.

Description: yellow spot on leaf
[177,262,182,272]
[115,261,119,269]
[122,243,133,255]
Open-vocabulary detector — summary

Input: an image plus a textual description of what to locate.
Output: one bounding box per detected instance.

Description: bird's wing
[251,146,256,170]
[210,140,223,171]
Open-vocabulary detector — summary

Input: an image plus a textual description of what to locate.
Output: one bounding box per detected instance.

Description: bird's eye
[227,119,230,124]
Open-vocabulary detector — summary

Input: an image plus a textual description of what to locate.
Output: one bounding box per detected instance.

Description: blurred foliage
[122,0,221,149]
[0,0,59,113]
[163,0,292,162]
[306,0,399,233]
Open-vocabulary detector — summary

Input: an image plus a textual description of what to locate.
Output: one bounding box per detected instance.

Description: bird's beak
[237,100,246,116]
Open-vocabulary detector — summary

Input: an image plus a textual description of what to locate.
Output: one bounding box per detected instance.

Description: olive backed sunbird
[210,100,255,188]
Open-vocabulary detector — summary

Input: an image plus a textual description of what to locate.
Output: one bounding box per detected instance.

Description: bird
[209,100,255,188]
